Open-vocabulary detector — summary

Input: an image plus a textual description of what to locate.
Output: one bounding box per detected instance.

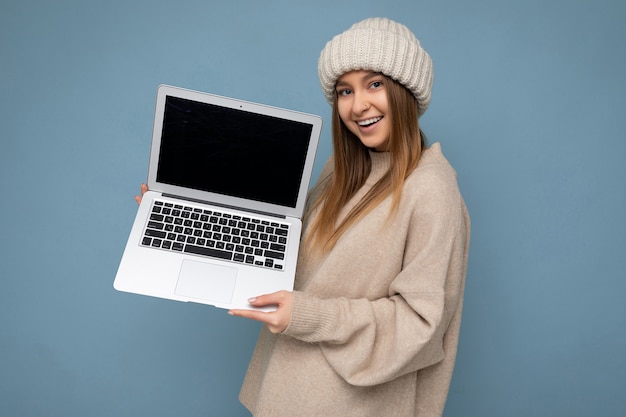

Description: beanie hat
[318,17,433,116]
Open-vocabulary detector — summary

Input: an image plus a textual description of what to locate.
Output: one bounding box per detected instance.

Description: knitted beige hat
[318,17,433,116]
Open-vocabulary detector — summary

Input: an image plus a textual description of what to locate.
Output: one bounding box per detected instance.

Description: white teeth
[357,116,382,126]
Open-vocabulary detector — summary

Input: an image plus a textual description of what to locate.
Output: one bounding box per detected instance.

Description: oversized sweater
[239,142,470,417]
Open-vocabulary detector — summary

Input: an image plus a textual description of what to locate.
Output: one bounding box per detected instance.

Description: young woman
[229,17,471,417]
[138,17,470,417]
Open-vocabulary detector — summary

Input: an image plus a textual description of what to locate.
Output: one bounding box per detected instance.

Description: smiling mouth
[357,116,382,127]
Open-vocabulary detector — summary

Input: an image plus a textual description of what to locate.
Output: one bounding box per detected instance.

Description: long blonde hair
[304,75,425,253]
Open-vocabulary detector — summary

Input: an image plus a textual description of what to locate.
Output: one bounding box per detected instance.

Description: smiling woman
[310,65,425,252]
[230,17,471,417]
[335,70,391,151]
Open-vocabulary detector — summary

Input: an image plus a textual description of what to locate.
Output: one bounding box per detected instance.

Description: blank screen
[156,96,313,208]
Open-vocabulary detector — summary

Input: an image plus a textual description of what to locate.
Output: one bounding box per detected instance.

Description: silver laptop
[114,85,322,310]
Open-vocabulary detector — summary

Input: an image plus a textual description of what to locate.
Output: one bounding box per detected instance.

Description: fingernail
[248,297,257,303]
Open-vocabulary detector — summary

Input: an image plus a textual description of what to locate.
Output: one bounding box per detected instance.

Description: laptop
[114,85,322,310]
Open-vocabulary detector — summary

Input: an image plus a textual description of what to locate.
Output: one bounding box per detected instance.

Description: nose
[352,92,370,114]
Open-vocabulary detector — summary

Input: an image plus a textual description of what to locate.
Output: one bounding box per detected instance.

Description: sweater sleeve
[283,164,469,387]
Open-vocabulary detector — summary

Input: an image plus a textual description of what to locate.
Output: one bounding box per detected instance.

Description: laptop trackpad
[175,260,237,304]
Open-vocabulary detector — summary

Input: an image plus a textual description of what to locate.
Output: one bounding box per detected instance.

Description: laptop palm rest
[175,260,237,304]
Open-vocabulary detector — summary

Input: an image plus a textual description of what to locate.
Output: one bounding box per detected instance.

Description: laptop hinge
[161,193,287,220]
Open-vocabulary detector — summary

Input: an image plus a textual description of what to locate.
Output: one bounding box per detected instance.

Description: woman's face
[335,70,391,152]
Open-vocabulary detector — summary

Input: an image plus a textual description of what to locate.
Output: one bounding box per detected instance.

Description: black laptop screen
[156,96,313,208]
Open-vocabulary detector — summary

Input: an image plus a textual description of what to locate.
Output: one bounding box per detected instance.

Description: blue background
[1,0,625,416]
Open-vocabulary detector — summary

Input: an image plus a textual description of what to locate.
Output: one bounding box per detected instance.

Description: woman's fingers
[135,183,149,205]
[229,291,293,334]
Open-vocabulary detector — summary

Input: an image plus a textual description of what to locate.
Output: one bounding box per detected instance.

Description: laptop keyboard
[140,200,289,271]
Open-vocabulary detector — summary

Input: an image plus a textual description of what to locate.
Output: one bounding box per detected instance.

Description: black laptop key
[274,228,288,237]
[270,243,286,253]
[264,250,285,260]
[147,221,164,230]
[184,244,233,261]
[145,229,166,239]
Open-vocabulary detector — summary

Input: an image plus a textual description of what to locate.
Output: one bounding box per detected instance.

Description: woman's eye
[337,89,352,96]
[370,81,383,89]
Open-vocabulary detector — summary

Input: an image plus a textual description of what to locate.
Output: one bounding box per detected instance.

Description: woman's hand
[135,183,148,205]
[229,290,293,334]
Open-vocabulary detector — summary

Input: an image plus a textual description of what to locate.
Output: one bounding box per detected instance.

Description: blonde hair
[304,75,425,253]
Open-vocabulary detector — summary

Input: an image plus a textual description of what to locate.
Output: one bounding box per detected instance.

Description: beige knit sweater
[240,142,470,417]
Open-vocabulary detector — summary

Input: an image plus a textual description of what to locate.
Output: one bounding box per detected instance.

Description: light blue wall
[1,0,625,416]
